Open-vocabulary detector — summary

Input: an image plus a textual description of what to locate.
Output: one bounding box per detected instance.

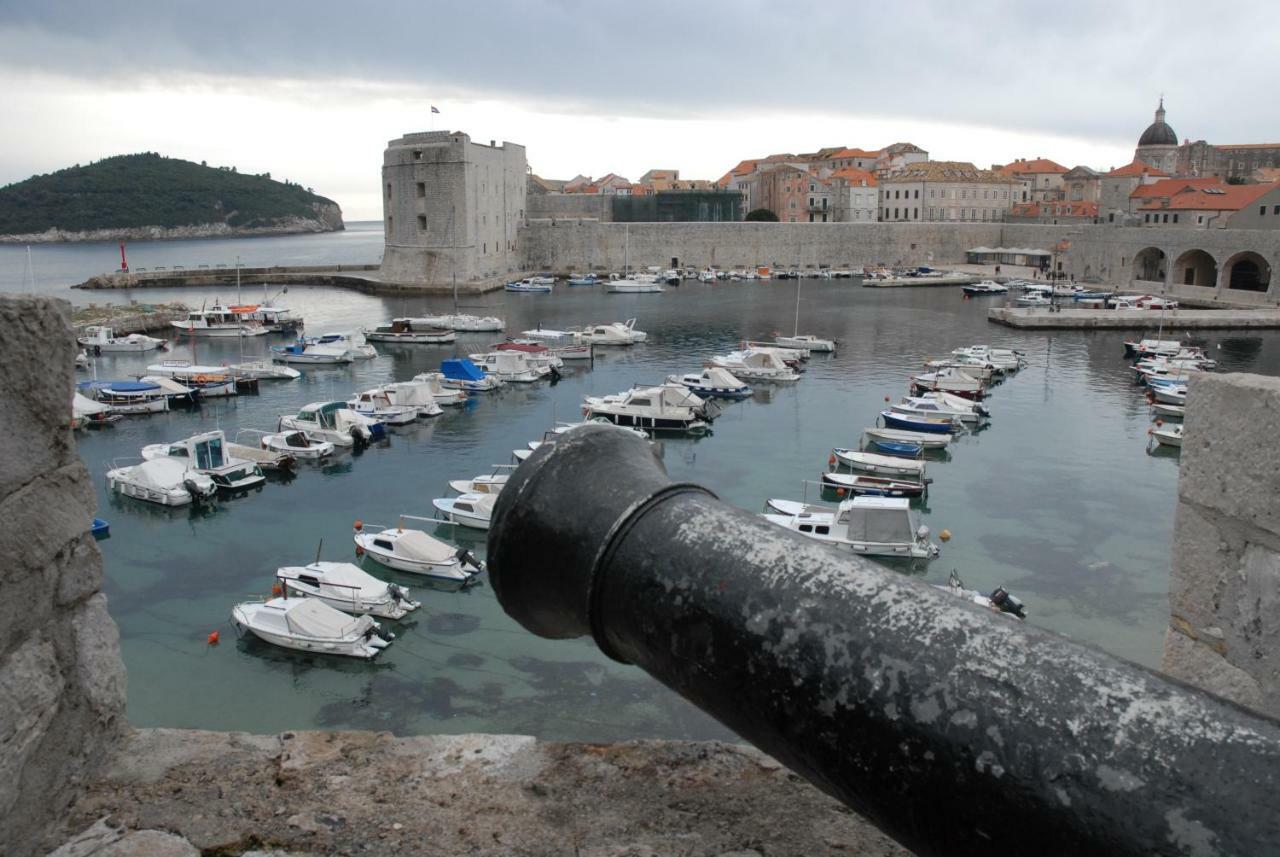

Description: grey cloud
[1,0,1277,146]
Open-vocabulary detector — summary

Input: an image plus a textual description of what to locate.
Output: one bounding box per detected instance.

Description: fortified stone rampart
[0,295,126,857]
[520,220,1003,272]
[1161,372,1280,716]
[526,192,612,222]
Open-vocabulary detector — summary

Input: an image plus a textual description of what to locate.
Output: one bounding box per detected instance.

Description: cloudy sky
[2,0,1276,220]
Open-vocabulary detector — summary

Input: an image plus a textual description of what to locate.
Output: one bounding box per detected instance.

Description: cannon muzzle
[488,425,1280,857]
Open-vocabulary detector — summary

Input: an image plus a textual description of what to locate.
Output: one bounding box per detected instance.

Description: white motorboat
[143,362,240,397]
[72,392,122,429]
[279,402,377,447]
[448,464,517,496]
[1015,295,1052,307]
[470,351,548,383]
[608,276,665,294]
[106,457,217,507]
[710,348,800,381]
[891,395,988,423]
[1151,423,1184,449]
[577,318,648,345]
[583,383,718,432]
[348,389,421,425]
[277,561,420,620]
[440,358,503,392]
[1124,338,1184,359]
[77,380,171,414]
[1150,384,1187,406]
[405,313,504,333]
[140,429,266,492]
[385,374,467,410]
[951,345,1024,371]
[481,343,565,371]
[923,357,996,381]
[831,448,927,479]
[75,349,91,370]
[226,359,302,380]
[363,320,456,344]
[432,492,498,530]
[225,430,296,472]
[77,325,168,353]
[171,308,267,337]
[229,303,303,333]
[962,281,1008,295]
[259,430,335,460]
[1151,402,1186,419]
[231,597,392,659]
[313,331,378,360]
[775,334,835,352]
[910,367,985,399]
[864,427,953,449]
[506,278,554,293]
[668,367,752,399]
[270,338,353,364]
[353,519,484,582]
[762,496,940,560]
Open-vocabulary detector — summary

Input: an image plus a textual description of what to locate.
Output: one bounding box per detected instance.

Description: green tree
[745,208,779,222]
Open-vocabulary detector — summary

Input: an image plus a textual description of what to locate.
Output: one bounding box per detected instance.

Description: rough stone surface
[53,729,912,856]
[0,296,126,857]
[1162,372,1280,717]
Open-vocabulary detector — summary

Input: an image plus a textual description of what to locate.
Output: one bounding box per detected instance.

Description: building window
[1261,205,1268,216]
[930,189,936,198]
[960,189,967,199]
[1163,213,1169,223]
[810,183,815,192]
[386,183,392,200]
[413,150,422,160]
[416,182,426,199]
[1197,215,1204,224]
[417,215,426,230]
[483,243,486,253]
[789,217,796,222]
[809,197,815,207]
[914,190,919,199]
[1274,205,1280,215]
[1173,214,1179,223]
[894,208,899,219]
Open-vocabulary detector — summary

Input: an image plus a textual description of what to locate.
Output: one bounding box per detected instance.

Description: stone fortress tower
[1134,97,1179,175]
[380,131,527,285]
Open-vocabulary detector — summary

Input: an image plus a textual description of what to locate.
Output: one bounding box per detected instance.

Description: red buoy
[207,630,220,645]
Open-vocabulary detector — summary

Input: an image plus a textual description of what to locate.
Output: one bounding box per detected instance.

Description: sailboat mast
[25,246,34,293]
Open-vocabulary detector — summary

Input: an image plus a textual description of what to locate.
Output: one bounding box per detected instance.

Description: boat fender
[828,454,836,467]
[207,630,220,645]
[353,519,363,531]
[835,488,846,497]
[355,544,364,556]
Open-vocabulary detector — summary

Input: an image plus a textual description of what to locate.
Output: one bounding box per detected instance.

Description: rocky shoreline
[0,214,344,244]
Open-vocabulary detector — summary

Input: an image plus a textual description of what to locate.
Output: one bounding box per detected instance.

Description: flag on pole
[431,106,440,114]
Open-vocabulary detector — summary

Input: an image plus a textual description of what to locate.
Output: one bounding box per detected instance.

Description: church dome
[1138,98,1177,147]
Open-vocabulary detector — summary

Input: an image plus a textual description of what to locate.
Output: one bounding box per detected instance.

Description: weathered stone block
[1161,628,1263,710]
[0,636,62,820]
[71,593,127,725]
[0,295,76,499]
[1179,372,1280,537]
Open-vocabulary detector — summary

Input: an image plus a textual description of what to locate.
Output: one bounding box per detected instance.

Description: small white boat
[924,357,996,381]
[448,465,517,496]
[577,318,649,345]
[1151,423,1183,448]
[891,395,988,423]
[910,367,985,399]
[77,325,168,353]
[75,349,91,370]
[279,402,377,447]
[864,427,952,449]
[354,519,484,582]
[774,334,835,353]
[231,597,392,659]
[143,362,239,397]
[1124,338,1184,358]
[1151,402,1185,419]
[762,496,940,560]
[226,431,296,472]
[936,571,1026,619]
[384,374,467,410]
[710,348,800,381]
[831,448,927,479]
[313,331,378,360]
[259,430,335,460]
[276,561,420,619]
[172,308,267,337]
[77,380,172,414]
[608,276,665,294]
[470,351,547,383]
[1015,295,1053,307]
[440,358,503,392]
[226,359,302,380]
[667,367,752,399]
[363,320,456,344]
[1150,385,1187,406]
[106,457,217,507]
[72,392,122,428]
[140,429,266,492]
[405,313,504,333]
[962,281,1008,295]
[432,492,498,530]
[951,346,1024,372]
[348,389,421,425]
[505,278,554,293]
[583,383,719,432]
[271,339,353,364]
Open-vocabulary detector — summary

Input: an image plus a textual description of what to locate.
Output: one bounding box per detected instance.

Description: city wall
[1161,372,1280,717]
[527,192,612,221]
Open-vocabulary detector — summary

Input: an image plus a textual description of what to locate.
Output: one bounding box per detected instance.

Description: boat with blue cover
[879,410,958,434]
[667,367,753,399]
[91,518,110,539]
[868,438,925,457]
[440,358,503,392]
[864,427,952,449]
[77,380,171,414]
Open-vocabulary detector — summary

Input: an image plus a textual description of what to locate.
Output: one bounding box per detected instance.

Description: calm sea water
[24,228,1280,741]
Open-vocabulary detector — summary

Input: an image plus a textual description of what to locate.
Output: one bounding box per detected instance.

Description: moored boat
[276,561,420,619]
[820,471,927,498]
[353,518,484,582]
[667,367,752,399]
[431,492,498,530]
[762,495,940,560]
[363,320,456,344]
[231,597,392,659]
[864,427,952,449]
[831,448,927,479]
[77,325,168,353]
[140,429,266,492]
[106,457,217,507]
[583,383,719,432]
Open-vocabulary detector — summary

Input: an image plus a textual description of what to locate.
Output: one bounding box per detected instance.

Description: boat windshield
[194,437,226,470]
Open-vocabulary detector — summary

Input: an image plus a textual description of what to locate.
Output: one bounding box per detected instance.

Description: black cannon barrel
[487,425,1280,857]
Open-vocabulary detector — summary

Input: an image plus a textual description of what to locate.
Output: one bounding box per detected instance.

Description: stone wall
[1161,372,1280,716]
[526,192,612,221]
[520,220,1003,272]
[0,295,126,857]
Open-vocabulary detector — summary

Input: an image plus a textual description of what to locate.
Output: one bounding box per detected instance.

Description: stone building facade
[879,162,1020,223]
[380,131,527,285]
[1133,99,1280,181]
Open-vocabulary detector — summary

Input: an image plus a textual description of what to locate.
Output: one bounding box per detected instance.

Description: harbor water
[18,227,1280,741]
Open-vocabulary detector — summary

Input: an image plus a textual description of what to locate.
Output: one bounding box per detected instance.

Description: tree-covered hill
[0,153,344,235]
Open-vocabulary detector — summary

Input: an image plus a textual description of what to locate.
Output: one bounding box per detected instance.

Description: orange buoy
[355,544,365,556]
[271,583,283,597]
[353,519,363,531]
[1155,419,1164,427]
[836,488,846,497]
[207,630,220,645]
[884,396,890,402]
[828,454,836,466]
[939,529,952,542]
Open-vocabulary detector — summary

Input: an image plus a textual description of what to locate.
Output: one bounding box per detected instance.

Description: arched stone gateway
[1173,249,1217,288]
[1224,251,1272,292]
[1132,247,1167,284]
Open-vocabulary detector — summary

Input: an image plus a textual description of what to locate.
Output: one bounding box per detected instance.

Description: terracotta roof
[882,161,1018,184]
[1130,177,1224,199]
[831,147,879,160]
[995,158,1069,176]
[1137,182,1276,212]
[1105,160,1168,178]
[829,166,878,187]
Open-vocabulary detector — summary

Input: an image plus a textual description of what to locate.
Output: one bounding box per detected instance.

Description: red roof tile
[995,158,1069,176]
[830,166,878,187]
[1137,182,1276,211]
[1105,160,1169,178]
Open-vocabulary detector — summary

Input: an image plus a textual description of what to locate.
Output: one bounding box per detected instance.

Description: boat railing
[275,573,372,612]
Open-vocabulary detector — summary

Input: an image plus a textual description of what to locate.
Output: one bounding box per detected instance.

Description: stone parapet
[1162,372,1280,716]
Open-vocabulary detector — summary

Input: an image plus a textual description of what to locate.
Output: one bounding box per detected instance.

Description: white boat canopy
[283,597,375,639]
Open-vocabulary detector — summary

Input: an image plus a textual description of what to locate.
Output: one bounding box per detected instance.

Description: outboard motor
[549,365,562,382]
[454,547,482,572]
[989,586,1027,619]
[388,584,406,604]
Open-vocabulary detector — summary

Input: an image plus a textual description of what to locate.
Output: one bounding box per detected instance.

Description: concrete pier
[71,264,511,295]
[988,306,1280,329]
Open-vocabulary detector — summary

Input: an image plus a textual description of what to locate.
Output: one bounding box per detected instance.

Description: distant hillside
[0,153,344,242]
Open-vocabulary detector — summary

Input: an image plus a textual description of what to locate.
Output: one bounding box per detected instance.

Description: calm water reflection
[42,234,1280,740]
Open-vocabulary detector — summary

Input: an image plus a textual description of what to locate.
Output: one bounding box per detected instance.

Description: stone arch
[1132,246,1167,283]
[1224,251,1272,292]
[1172,249,1218,288]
